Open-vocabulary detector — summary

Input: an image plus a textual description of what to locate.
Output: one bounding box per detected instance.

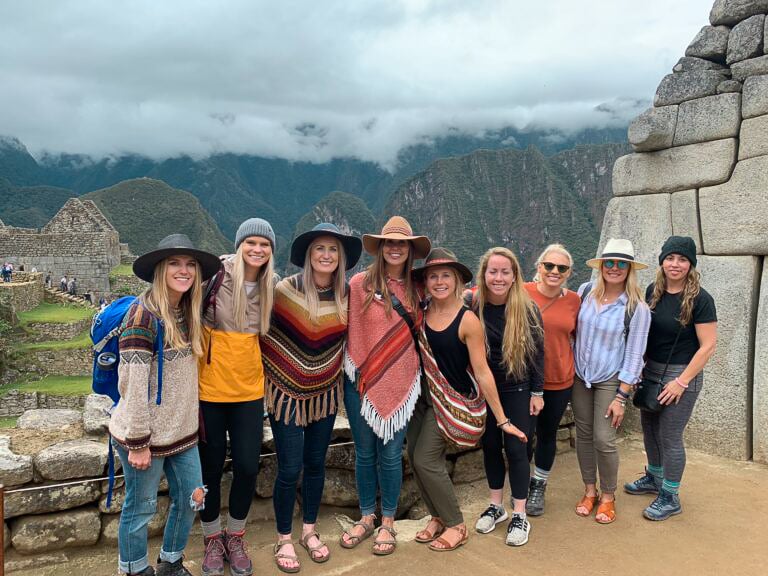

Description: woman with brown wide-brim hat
[340,216,430,555]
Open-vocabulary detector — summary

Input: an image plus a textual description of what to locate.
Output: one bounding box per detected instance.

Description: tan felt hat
[362,216,431,259]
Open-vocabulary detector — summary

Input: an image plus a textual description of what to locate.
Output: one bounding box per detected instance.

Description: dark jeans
[269,403,336,535]
[528,387,572,471]
[482,388,532,500]
[198,399,264,523]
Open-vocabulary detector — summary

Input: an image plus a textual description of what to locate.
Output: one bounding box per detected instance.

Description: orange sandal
[575,494,599,517]
[415,517,445,543]
[595,499,616,524]
[428,524,468,552]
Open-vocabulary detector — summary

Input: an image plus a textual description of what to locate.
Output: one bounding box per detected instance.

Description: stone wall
[0,275,44,314]
[0,391,87,417]
[600,0,768,461]
[9,348,91,380]
[24,318,92,343]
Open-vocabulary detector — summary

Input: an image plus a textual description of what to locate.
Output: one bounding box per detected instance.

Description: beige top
[202,255,262,334]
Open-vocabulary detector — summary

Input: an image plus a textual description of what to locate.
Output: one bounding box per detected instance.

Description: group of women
[108,213,717,576]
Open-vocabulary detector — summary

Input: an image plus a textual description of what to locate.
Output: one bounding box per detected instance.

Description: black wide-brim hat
[411,247,473,284]
[290,223,363,270]
[132,234,222,283]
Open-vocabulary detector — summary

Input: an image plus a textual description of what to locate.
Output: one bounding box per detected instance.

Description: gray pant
[640,360,703,485]
[406,397,463,526]
[572,376,620,493]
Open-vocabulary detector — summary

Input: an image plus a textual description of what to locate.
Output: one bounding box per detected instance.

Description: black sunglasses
[541,262,570,274]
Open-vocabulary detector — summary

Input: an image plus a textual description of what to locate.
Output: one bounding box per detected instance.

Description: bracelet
[615,388,630,400]
[675,377,689,389]
[530,391,544,397]
[614,395,627,406]
[497,418,511,428]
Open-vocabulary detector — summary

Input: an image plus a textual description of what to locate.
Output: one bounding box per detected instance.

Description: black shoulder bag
[633,323,683,413]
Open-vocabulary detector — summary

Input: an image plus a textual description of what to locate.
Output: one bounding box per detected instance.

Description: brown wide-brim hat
[290,222,362,270]
[586,238,648,271]
[362,216,431,260]
[133,233,222,283]
[411,247,473,284]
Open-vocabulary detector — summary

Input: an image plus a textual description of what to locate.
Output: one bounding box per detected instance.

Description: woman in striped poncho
[260,223,362,573]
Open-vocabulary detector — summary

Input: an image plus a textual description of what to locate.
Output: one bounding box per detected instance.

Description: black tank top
[425,307,473,397]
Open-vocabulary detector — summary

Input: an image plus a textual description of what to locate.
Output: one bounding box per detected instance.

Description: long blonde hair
[362,242,418,316]
[590,263,644,315]
[141,257,203,356]
[301,238,348,325]
[533,243,573,284]
[231,243,275,333]
[648,266,701,326]
[476,247,542,381]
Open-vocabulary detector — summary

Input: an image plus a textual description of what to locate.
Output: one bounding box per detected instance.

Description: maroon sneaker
[225,531,253,576]
[201,533,226,576]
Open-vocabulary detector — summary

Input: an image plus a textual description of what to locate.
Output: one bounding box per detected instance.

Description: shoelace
[509,515,526,532]
[529,484,545,504]
[649,493,672,510]
[227,534,248,554]
[481,505,502,519]
[205,536,226,559]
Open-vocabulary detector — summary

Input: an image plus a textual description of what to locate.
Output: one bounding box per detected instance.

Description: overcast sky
[0,0,714,167]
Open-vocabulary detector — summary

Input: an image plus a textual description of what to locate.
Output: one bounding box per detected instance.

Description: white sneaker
[475,504,508,534]
[505,513,530,546]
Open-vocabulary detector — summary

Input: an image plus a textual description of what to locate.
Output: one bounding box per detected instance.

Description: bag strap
[380,291,420,352]
[658,322,684,384]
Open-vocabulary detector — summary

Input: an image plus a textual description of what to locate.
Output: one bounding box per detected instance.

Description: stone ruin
[597,0,768,462]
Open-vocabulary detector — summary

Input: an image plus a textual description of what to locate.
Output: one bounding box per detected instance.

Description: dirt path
[5,436,768,575]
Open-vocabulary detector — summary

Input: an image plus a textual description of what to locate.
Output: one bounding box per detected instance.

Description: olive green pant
[406,397,464,526]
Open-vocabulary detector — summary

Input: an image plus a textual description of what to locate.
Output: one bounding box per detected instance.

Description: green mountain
[82,178,230,256]
[0,177,75,228]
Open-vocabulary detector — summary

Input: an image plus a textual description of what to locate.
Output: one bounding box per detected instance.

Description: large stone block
[628,106,677,152]
[613,139,737,196]
[596,194,672,288]
[11,507,101,553]
[688,256,759,460]
[674,56,729,73]
[17,408,81,430]
[742,74,768,117]
[731,54,768,81]
[685,25,730,63]
[700,155,768,254]
[5,482,100,518]
[710,0,768,26]
[738,114,768,159]
[754,262,768,463]
[717,79,744,93]
[654,71,726,106]
[0,436,33,488]
[670,190,703,252]
[33,439,108,481]
[83,394,112,436]
[727,14,765,64]
[673,93,741,146]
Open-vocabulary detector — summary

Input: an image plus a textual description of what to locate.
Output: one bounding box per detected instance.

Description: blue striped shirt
[574,283,651,388]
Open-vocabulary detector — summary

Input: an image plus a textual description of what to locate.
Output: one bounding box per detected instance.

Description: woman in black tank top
[407,248,527,553]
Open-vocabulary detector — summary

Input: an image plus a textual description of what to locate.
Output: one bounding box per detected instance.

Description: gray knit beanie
[235,218,276,251]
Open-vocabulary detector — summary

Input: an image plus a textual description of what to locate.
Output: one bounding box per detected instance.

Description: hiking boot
[225,531,254,576]
[624,470,661,495]
[643,490,682,521]
[202,534,226,576]
[475,503,508,534]
[155,557,193,576]
[525,478,547,516]
[505,513,530,546]
[127,568,155,576]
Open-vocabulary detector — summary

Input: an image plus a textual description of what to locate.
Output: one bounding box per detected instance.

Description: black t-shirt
[645,284,717,364]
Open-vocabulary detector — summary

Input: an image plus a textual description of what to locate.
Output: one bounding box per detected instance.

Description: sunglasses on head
[602,259,629,270]
[541,262,570,274]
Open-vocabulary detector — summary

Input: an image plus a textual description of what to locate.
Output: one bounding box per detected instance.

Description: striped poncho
[261,274,347,425]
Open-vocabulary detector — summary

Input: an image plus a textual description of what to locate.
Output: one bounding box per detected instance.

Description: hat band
[600,252,635,261]
[381,225,414,236]
[425,257,459,266]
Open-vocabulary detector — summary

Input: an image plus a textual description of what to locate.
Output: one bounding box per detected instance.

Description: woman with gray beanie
[624,235,717,521]
[197,217,276,576]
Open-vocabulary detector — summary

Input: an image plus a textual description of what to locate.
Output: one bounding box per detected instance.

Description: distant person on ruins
[197,218,277,576]
[468,247,544,547]
[99,296,107,310]
[60,274,67,291]
[572,238,651,524]
[45,271,52,288]
[260,223,361,573]
[108,233,221,576]
[523,244,580,516]
[624,236,717,521]
[340,216,431,556]
[1,263,10,283]
[68,276,77,295]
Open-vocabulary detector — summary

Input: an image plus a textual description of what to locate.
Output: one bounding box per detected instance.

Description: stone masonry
[600,0,768,461]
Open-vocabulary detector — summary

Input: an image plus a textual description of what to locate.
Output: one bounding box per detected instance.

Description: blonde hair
[301,237,348,325]
[648,266,701,326]
[231,242,275,333]
[476,247,542,380]
[590,262,644,315]
[533,243,574,283]
[363,242,418,316]
[141,257,203,356]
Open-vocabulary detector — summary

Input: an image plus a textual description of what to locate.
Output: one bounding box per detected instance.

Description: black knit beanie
[659,236,697,267]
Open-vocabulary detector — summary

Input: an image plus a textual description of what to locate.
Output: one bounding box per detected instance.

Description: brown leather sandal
[428,524,469,552]
[595,499,616,524]
[339,516,376,549]
[575,494,600,517]
[273,540,301,574]
[372,525,398,556]
[415,517,445,543]
[299,530,330,563]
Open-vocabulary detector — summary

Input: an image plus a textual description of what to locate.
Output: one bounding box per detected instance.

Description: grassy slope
[18,302,94,325]
[2,375,92,397]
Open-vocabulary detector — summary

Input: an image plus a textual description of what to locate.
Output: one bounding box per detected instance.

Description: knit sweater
[109,301,199,456]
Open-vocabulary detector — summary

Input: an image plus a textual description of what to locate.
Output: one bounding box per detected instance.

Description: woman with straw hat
[340,216,430,555]
[572,238,651,524]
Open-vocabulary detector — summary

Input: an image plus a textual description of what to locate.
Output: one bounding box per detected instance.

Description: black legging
[482,388,532,500]
[527,387,572,471]
[198,399,264,522]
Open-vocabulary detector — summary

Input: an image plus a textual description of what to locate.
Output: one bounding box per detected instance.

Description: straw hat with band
[412,247,473,284]
[586,238,648,270]
[133,233,222,283]
[362,216,431,260]
[290,222,363,270]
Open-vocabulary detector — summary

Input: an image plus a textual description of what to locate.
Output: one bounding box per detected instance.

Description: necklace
[316,282,333,292]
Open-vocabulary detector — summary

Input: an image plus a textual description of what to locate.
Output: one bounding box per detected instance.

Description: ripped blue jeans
[113,441,204,574]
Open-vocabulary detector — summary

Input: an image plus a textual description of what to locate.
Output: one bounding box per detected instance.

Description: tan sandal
[340,515,376,549]
[299,530,330,564]
[273,540,301,574]
[372,525,397,556]
[428,524,468,552]
[596,499,616,524]
[575,494,599,517]
[415,517,445,543]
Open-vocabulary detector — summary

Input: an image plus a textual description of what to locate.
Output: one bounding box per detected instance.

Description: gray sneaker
[505,513,530,546]
[156,558,193,576]
[643,490,682,521]
[526,478,547,516]
[475,504,508,534]
[624,470,661,495]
